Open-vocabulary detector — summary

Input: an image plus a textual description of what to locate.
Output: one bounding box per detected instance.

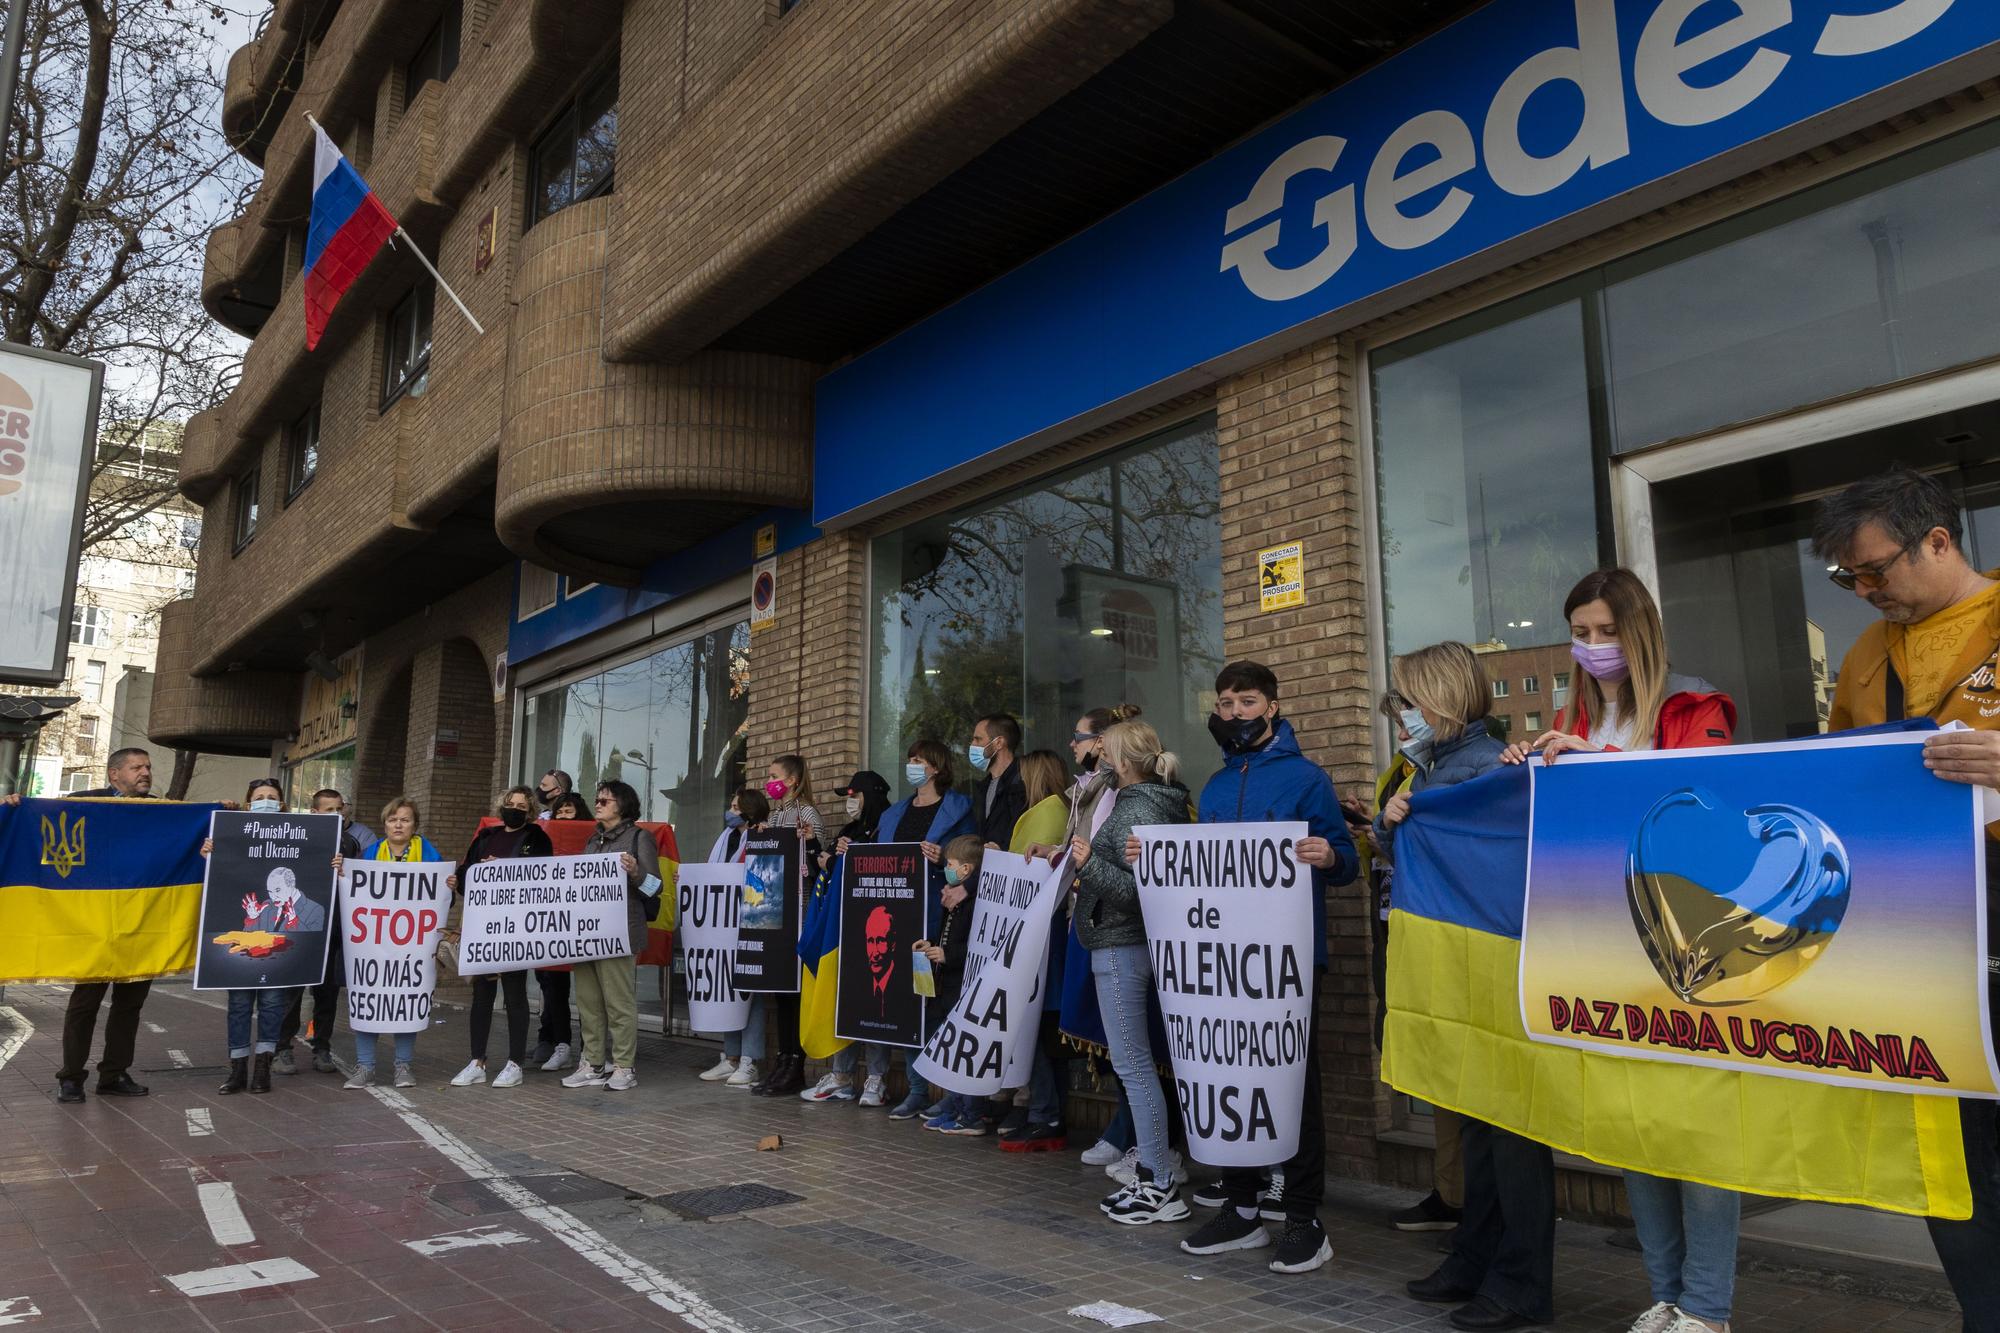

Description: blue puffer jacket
[872,788,975,927]
[1196,719,1356,970]
[1376,726,1507,850]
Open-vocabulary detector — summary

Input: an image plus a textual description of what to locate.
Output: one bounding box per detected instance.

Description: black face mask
[499,807,529,830]
[538,787,558,805]
[1079,753,1099,773]
[1208,712,1270,755]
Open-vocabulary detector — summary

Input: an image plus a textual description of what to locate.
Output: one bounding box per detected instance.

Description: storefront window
[869,415,1224,796]
[1371,291,1602,668]
[515,620,749,862]
[287,744,356,813]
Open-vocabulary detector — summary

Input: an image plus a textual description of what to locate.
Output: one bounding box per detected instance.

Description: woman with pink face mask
[747,754,821,1096]
[1501,568,1740,1333]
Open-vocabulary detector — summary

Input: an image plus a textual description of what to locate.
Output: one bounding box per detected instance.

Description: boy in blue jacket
[1174,660,1357,1276]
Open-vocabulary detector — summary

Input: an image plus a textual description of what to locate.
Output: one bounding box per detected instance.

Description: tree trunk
[166,748,197,800]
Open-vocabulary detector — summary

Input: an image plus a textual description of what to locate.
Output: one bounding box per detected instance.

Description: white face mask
[844,795,862,818]
[250,798,281,813]
[905,761,928,788]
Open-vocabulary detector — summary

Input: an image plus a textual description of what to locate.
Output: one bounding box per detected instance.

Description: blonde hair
[1390,642,1490,745]
[380,795,421,828]
[1100,720,1181,787]
[1018,750,1068,808]
[1563,568,1669,747]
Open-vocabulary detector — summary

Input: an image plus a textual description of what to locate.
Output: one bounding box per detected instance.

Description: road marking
[167,1049,192,1068]
[375,1091,747,1332]
[404,1225,533,1256]
[0,1006,32,1072]
[186,1108,214,1137]
[0,1296,40,1326]
[165,1257,316,1298]
[145,1021,167,1034]
[194,1179,255,1246]
[0,1165,94,1185]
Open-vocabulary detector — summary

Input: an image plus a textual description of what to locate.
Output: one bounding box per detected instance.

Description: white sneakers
[562,1063,609,1088]
[541,1042,571,1072]
[605,1066,637,1092]
[450,1059,487,1087]
[800,1073,853,1102]
[725,1060,759,1088]
[490,1061,524,1089]
[1080,1139,1124,1167]
[699,1055,738,1082]
[393,1062,417,1089]
[857,1074,885,1107]
[343,1067,374,1089]
[1629,1304,1678,1333]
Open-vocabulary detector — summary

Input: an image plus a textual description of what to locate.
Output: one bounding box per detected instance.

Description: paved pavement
[0,982,1966,1331]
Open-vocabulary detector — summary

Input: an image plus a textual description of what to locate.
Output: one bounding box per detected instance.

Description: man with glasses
[1813,465,2000,1323]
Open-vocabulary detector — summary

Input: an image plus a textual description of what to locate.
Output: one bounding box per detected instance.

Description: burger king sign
[0,342,105,684]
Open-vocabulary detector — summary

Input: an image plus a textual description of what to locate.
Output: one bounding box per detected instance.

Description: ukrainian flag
[1382,762,1971,1220]
[0,797,219,984]
[797,853,849,1059]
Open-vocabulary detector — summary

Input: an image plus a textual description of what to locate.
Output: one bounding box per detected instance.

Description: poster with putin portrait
[835,842,930,1048]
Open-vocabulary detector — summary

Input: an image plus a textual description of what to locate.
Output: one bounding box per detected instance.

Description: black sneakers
[1100,1169,1191,1226]
[1180,1208,1269,1255]
[1269,1217,1333,1274]
[1392,1189,1463,1232]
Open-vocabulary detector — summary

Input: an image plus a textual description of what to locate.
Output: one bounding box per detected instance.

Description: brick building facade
[169,0,2000,1216]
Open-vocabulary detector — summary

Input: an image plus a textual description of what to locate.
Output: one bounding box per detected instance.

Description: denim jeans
[1624,1172,1740,1322]
[226,988,290,1058]
[722,994,767,1061]
[1929,1097,2000,1332]
[355,1032,417,1070]
[935,1091,980,1122]
[1091,943,1172,1184]
[833,1042,890,1079]
[1099,1091,1135,1152]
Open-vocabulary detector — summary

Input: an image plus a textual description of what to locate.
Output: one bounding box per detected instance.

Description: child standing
[921,835,984,1134]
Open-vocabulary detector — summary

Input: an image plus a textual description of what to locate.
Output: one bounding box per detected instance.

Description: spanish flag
[1382,763,1971,1219]
[796,853,849,1059]
[0,797,220,984]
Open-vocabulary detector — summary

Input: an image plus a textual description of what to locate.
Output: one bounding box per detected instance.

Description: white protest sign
[677,862,751,1032]
[1134,822,1313,1168]
[458,853,629,975]
[911,850,1064,1096]
[342,862,450,1033]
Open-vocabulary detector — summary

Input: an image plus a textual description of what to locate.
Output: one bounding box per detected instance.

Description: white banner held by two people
[457,853,629,975]
[912,850,1066,1096]
[342,862,450,1033]
[1133,821,1314,1168]
[677,861,751,1032]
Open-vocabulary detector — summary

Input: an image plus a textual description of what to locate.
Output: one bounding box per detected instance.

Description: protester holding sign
[1073,719,1191,1227]
[563,780,662,1092]
[759,757,821,1096]
[200,779,344,1095]
[795,772,890,1099]
[918,836,984,1134]
[343,798,455,1089]
[1812,467,2000,1324]
[276,787,367,1077]
[451,787,554,1089]
[700,787,769,1087]
[1502,570,1740,1333]
[994,749,1072,1148]
[1168,661,1353,1276]
[1378,643,1551,1332]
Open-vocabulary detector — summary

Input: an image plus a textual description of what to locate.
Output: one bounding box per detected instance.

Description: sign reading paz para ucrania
[912,850,1065,1095]
[1134,822,1313,1167]
[678,862,751,1032]
[342,862,449,1033]
[458,853,629,975]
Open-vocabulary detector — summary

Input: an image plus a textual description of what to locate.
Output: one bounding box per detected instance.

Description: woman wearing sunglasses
[1500,568,1739,1333]
[562,780,662,1093]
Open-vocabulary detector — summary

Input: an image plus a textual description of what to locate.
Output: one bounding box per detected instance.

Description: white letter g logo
[1220,136,1358,302]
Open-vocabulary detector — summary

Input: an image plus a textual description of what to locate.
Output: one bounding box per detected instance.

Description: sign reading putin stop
[343,862,450,1033]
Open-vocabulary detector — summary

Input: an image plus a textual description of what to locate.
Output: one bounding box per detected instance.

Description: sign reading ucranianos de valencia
[1522,732,2000,1098]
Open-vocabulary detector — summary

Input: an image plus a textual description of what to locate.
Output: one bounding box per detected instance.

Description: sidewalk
[0,981,1967,1332]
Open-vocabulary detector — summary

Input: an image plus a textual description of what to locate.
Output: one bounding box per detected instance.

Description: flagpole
[301,112,487,337]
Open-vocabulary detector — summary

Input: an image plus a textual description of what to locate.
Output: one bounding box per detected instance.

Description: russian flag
[303,123,398,351]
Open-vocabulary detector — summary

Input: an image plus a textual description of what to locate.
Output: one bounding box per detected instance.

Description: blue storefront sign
[814,0,2000,527]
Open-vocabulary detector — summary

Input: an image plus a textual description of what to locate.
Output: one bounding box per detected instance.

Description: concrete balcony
[372,79,444,242]
[176,405,230,504]
[497,198,815,586]
[200,216,277,339]
[220,0,314,165]
[148,600,300,757]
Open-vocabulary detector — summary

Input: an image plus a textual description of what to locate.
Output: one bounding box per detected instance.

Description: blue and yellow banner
[1382,743,1974,1220]
[0,797,219,983]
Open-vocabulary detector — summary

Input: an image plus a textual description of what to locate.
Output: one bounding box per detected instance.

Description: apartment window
[529,67,618,225]
[287,402,321,500]
[127,611,157,639]
[1525,711,1542,732]
[404,4,461,98]
[77,715,98,744]
[518,563,559,620]
[1522,675,1540,694]
[1493,714,1513,737]
[233,467,261,551]
[179,515,203,550]
[71,606,110,646]
[1554,671,1570,691]
[83,660,106,701]
[383,286,434,406]
[62,767,93,793]
[1492,679,1510,699]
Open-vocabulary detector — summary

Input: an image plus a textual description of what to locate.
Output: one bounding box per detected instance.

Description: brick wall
[744,530,869,814]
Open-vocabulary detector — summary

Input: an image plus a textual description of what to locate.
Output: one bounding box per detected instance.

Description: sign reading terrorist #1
[458,853,631,974]
[1522,731,2000,1098]
[194,811,341,991]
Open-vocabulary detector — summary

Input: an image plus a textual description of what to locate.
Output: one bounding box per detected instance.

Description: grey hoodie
[1075,781,1188,950]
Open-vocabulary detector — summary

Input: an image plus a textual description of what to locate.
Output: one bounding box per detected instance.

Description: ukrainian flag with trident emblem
[0,796,220,983]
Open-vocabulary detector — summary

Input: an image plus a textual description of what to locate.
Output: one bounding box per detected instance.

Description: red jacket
[1560,674,1737,752]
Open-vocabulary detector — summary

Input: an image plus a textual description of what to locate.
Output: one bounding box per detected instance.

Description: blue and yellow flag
[0,797,219,983]
[1382,761,1971,1219]
[797,854,849,1060]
